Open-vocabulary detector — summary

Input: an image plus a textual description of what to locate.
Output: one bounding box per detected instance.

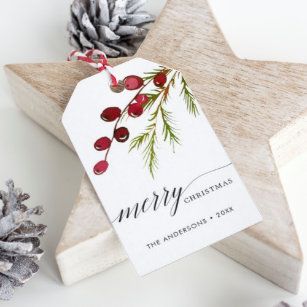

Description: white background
[0,0,307,306]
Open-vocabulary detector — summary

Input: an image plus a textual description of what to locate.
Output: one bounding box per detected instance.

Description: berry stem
[104,78,153,161]
[104,69,173,163]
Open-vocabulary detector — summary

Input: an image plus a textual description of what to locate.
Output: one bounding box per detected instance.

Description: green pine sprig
[129,124,153,151]
[129,70,200,178]
[180,74,199,116]
[143,129,158,178]
[143,90,163,111]
[160,106,180,147]
[129,71,181,178]
[143,66,171,82]
[129,121,158,178]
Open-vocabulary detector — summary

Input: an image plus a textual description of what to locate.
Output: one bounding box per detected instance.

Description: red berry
[153,72,167,87]
[94,137,111,151]
[128,103,144,118]
[124,75,144,90]
[134,94,149,106]
[93,160,109,175]
[101,107,121,122]
[114,127,129,142]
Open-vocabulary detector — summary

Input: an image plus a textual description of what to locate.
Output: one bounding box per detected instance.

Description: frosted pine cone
[0,180,47,300]
[68,0,155,57]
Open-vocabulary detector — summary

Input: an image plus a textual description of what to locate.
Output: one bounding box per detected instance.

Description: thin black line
[182,162,233,195]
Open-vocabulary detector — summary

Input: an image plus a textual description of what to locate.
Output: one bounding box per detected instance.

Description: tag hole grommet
[110,80,125,93]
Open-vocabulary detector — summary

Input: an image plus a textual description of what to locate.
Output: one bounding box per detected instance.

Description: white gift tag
[63,58,262,275]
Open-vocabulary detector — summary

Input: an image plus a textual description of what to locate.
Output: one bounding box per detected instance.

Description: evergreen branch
[160,106,180,146]
[129,122,158,178]
[113,67,200,179]
[129,131,150,152]
[143,129,158,178]
[143,90,163,111]
[129,70,181,178]
[161,71,176,103]
[129,124,154,151]
[161,82,171,103]
[143,66,170,81]
[142,70,176,111]
[180,74,199,116]
[129,113,158,178]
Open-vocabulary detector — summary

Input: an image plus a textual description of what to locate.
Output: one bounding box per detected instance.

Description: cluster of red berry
[93,72,168,175]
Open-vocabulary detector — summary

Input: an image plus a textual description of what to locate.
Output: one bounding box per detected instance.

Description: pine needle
[143,130,158,178]
[180,74,199,116]
[129,69,199,178]
[160,106,180,146]
[143,66,170,81]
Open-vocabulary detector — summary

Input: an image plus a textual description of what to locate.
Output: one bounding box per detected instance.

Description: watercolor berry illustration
[93,67,199,178]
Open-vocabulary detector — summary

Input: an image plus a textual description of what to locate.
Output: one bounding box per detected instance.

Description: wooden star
[5,0,307,293]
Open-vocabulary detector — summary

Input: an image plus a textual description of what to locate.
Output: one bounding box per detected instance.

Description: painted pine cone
[68,0,155,57]
[0,180,47,300]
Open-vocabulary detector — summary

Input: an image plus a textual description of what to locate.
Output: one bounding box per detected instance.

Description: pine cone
[68,0,155,57]
[0,180,47,300]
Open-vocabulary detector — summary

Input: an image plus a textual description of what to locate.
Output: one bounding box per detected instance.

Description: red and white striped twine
[68,49,118,86]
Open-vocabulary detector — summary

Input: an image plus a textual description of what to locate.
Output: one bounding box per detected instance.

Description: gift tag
[63,58,262,275]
